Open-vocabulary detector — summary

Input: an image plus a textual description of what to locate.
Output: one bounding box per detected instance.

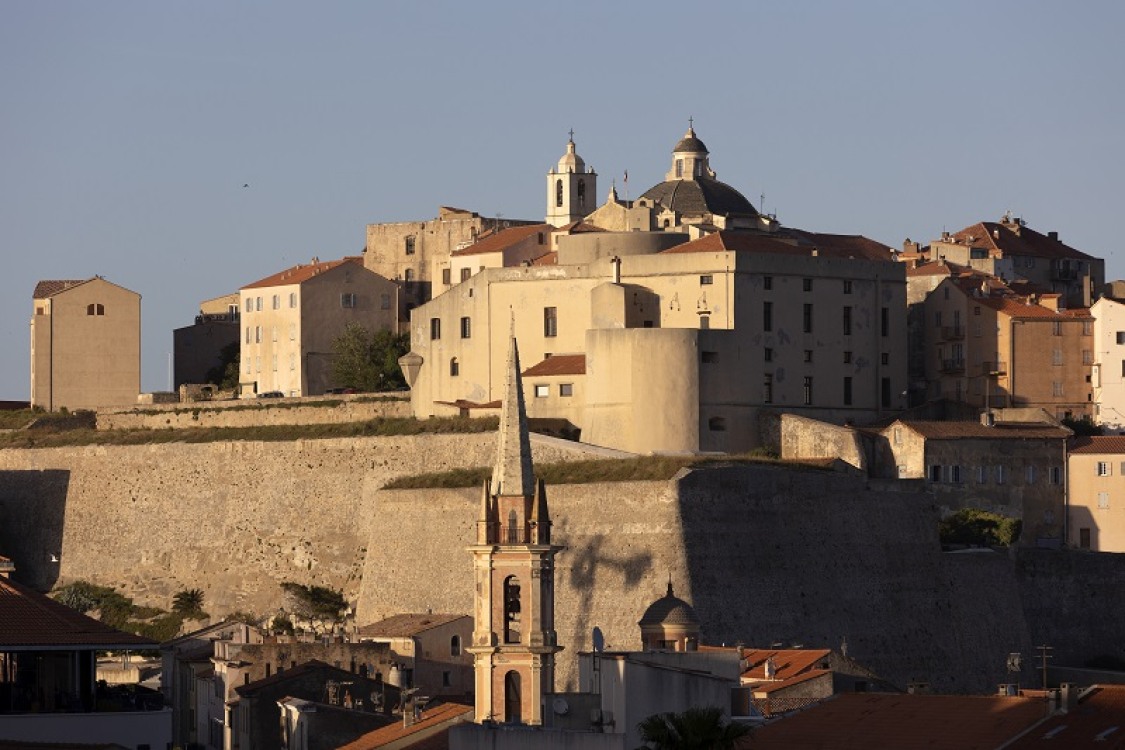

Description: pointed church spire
[491,322,535,498]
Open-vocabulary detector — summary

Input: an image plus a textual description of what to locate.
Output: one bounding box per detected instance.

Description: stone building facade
[1067,436,1125,552]
[1091,296,1125,431]
[173,292,240,390]
[30,276,141,410]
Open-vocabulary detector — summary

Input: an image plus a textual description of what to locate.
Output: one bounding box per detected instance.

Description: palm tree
[172,588,205,615]
[637,706,751,750]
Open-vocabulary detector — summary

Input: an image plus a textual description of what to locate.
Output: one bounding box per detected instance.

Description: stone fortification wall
[0,433,593,612]
[360,466,1040,694]
[96,397,411,431]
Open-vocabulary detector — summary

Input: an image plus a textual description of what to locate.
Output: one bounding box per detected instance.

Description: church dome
[556,139,585,173]
[639,177,758,218]
[673,126,708,154]
[639,582,700,628]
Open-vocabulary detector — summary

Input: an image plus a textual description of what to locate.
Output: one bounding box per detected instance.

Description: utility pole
[1037,645,1054,690]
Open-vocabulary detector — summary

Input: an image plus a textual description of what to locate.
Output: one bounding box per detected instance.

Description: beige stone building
[1067,436,1125,551]
[874,417,1070,545]
[927,215,1103,308]
[173,292,240,389]
[355,613,474,697]
[447,223,555,287]
[30,276,141,410]
[921,275,1094,419]
[1090,296,1125,432]
[239,257,398,397]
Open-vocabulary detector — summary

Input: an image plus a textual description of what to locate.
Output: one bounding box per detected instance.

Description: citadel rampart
[1,436,1123,695]
[97,396,411,430]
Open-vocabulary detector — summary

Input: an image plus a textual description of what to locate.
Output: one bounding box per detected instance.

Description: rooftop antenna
[1036,645,1054,689]
[760,193,765,213]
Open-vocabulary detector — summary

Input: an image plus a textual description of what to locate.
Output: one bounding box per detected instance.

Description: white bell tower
[546,131,597,227]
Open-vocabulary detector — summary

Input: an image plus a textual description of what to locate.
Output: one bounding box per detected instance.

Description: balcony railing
[941,358,965,373]
[941,326,965,340]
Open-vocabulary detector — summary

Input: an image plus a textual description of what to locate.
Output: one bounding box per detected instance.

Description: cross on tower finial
[688,116,693,130]
[568,128,574,142]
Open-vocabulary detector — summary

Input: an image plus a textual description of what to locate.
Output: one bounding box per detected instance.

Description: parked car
[257,391,285,399]
[324,387,358,394]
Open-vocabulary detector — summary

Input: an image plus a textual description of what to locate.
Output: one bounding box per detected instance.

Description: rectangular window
[764,348,773,362]
[843,280,852,294]
[804,350,813,363]
[1053,349,1063,365]
[881,307,889,337]
[245,298,253,313]
[997,465,1006,485]
[881,352,890,365]
[1053,381,1064,396]
[289,354,295,371]
[430,318,441,340]
[559,383,573,397]
[882,377,892,407]
[763,301,773,332]
[1099,492,1110,509]
[289,324,295,341]
[803,303,813,333]
[460,267,471,282]
[763,276,773,290]
[256,296,262,311]
[1080,528,1091,549]
[534,384,549,398]
[1098,462,1111,477]
[973,322,982,338]
[405,236,416,255]
[272,355,277,372]
[700,274,713,285]
[977,466,986,484]
[442,268,451,285]
[245,327,250,344]
[255,356,260,373]
[803,278,812,292]
[544,307,558,337]
[460,317,471,339]
[951,465,962,483]
[844,351,852,364]
[893,427,902,445]
[843,306,852,335]
[1052,321,1063,336]
[843,377,853,406]
[255,326,261,343]
[272,294,280,310]
[1118,332,1125,345]
[803,376,813,405]
[271,326,277,342]
[341,293,357,308]
[763,374,773,403]
[1083,350,1092,365]
[1050,467,1062,485]
[1083,320,1093,336]
[935,311,942,328]
[701,351,719,364]
[929,465,942,482]
[289,292,297,308]
[1026,466,1036,484]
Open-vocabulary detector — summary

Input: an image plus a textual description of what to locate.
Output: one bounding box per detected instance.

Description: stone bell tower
[546,131,597,227]
[467,330,563,725]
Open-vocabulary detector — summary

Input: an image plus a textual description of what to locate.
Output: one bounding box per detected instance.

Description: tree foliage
[205,341,241,390]
[636,706,751,750]
[939,508,1022,547]
[280,582,348,622]
[331,324,409,392]
[1062,415,1103,437]
[172,588,205,615]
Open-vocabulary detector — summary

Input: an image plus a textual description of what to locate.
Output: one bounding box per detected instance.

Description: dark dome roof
[639,583,700,628]
[673,134,708,154]
[640,177,758,218]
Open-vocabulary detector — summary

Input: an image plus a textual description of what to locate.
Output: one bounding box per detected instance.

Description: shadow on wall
[566,533,653,656]
[0,469,70,591]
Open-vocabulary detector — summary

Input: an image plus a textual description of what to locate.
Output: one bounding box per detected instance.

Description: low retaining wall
[97,397,411,430]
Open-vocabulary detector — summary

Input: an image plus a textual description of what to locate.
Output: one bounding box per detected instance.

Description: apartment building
[1090,296,1125,431]
[239,257,398,397]
[30,276,141,410]
[1068,436,1125,551]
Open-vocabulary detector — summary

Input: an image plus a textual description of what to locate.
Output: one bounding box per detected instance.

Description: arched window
[450,358,459,377]
[450,635,461,657]
[86,303,104,316]
[507,509,519,544]
[503,575,521,644]
[663,219,670,228]
[404,268,414,282]
[577,179,585,208]
[504,670,522,723]
[555,179,563,208]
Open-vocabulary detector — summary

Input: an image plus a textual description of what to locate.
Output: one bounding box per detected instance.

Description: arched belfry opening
[467,329,564,726]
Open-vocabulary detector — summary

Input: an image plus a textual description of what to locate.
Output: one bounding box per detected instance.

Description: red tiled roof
[741,648,831,681]
[357,613,467,638]
[0,577,158,651]
[450,224,551,257]
[745,693,1048,750]
[749,669,831,694]
[660,231,810,256]
[975,296,1073,319]
[894,421,1070,440]
[336,702,473,750]
[787,230,896,261]
[1004,685,1125,749]
[530,251,558,266]
[522,354,586,377]
[33,279,89,299]
[234,659,332,695]
[950,221,1095,262]
[242,257,364,290]
[1070,436,1125,455]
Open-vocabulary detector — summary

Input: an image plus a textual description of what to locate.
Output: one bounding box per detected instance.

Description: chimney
[611,256,622,284]
[981,411,995,427]
[1048,231,1059,242]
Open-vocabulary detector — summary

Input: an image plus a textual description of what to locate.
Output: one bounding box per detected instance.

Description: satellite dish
[592,627,605,653]
[553,697,570,716]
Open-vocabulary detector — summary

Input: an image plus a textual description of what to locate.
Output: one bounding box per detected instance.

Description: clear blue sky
[2,1,1122,400]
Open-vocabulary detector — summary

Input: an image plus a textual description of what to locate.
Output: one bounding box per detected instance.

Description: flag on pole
[624,169,628,185]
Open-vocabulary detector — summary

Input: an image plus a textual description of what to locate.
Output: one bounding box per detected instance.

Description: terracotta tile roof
[894,420,1070,440]
[745,693,1047,750]
[33,279,89,299]
[786,229,896,261]
[234,659,332,696]
[242,257,364,290]
[741,648,831,681]
[906,262,955,277]
[555,220,606,233]
[975,296,1073,319]
[0,577,158,651]
[950,221,1095,262]
[530,251,558,266]
[1004,685,1125,749]
[450,224,551,257]
[357,613,467,638]
[522,354,586,377]
[660,231,810,257]
[749,669,831,694]
[1070,436,1125,454]
[336,702,473,750]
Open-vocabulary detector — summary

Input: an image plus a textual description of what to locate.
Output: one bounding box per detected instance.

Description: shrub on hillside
[939,508,1022,547]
